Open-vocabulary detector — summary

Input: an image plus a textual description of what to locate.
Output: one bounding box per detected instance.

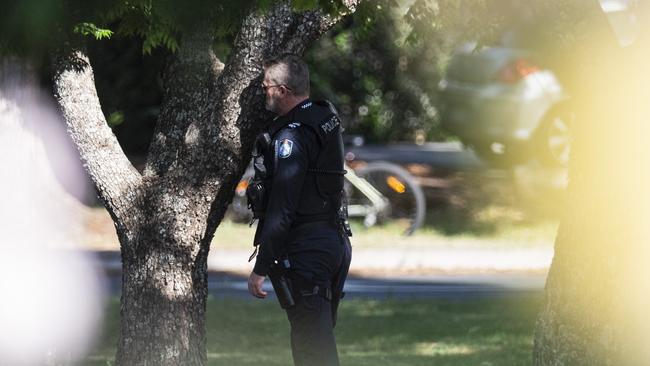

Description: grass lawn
[83,295,542,366]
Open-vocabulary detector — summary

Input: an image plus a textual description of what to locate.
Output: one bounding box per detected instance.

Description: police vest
[264,100,346,223]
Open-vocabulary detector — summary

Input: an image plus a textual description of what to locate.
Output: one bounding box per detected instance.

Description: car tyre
[535,103,574,167]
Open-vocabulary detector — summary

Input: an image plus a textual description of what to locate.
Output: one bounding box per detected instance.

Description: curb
[86,247,553,276]
[206,247,553,275]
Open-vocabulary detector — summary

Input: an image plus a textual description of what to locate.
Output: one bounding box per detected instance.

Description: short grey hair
[263,53,310,96]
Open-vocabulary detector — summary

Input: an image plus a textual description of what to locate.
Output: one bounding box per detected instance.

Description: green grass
[82,295,542,366]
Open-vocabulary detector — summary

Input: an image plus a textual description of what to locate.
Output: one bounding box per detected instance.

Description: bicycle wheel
[355,161,426,235]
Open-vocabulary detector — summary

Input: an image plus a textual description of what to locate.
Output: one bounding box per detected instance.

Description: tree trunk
[533,9,650,365]
[52,3,361,365]
[115,205,213,365]
[114,27,220,365]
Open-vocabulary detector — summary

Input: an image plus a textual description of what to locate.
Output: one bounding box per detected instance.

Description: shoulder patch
[320,115,340,134]
[278,139,293,158]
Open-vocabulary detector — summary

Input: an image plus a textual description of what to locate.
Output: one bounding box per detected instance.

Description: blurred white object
[600,0,640,47]
[0,71,105,365]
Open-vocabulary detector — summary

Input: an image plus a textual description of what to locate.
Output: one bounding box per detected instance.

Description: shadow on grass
[82,295,542,366]
[337,297,541,366]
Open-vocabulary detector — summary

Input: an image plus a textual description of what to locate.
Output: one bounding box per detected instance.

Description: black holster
[268,260,295,309]
[246,178,267,221]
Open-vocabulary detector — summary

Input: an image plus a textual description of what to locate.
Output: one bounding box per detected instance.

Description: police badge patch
[278,139,293,158]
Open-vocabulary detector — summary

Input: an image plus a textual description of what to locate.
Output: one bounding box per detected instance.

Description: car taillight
[497,59,540,84]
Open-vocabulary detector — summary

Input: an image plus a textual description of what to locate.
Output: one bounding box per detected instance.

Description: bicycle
[230,160,426,236]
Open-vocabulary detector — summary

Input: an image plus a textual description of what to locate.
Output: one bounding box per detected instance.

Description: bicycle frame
[344,162,389,218]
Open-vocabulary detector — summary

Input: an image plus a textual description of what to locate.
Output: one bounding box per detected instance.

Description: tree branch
[284,1,362,54]
[53,48,144,228]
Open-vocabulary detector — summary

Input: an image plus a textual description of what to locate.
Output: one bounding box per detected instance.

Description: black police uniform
[250,99,352,366]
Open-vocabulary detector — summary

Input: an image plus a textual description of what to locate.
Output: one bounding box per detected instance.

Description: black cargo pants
[284,222,352,366]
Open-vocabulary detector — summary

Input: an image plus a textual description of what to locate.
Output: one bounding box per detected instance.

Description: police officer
[247,53,352,366]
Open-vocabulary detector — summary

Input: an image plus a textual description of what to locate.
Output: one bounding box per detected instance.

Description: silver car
[438,42,572,167]
[438,0,636,168]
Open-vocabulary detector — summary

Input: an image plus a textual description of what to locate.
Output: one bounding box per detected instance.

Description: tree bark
[52,49,144,246]
[52,2,361,365]
[533,6,650,365]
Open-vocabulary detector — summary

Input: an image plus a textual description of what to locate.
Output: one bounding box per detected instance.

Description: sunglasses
[262,84,292,92]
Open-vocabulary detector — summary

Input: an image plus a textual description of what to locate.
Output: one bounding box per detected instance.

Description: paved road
[95,251,545,300]
[204,272,545,300]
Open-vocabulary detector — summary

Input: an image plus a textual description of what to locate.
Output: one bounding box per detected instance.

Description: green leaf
[73,22,114,40]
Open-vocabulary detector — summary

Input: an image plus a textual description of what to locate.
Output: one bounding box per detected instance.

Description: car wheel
[536,104,574,167]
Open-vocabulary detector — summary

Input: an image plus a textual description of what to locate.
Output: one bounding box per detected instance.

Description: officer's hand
[248,271,268,299]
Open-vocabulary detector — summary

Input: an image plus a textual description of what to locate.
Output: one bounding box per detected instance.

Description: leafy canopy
[0,0,355,56]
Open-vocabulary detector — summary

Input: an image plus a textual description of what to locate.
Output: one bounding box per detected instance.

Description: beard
[265,94,280,113]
